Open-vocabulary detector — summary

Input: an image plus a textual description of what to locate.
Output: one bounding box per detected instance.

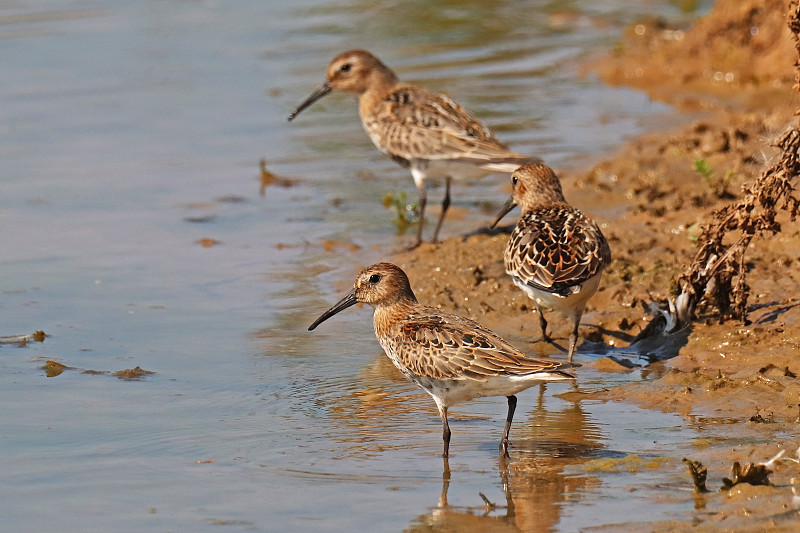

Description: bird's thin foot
[461,223,515,242]
[500,440,511,458]
[397,239,423,252]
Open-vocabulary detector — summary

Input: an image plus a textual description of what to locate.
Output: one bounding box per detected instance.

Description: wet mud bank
[391,0,800,529]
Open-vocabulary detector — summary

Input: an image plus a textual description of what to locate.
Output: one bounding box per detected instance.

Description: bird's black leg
[500,395,517,457]
[535,303,550,343]
[568,308,583,362]
[440,406,451,458]
[413,182,428,248]
[431,177,451,243]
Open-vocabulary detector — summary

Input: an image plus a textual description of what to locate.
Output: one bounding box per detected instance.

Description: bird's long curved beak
[491,196,517,228]
[308,289,358,331]
[288,81,332,121]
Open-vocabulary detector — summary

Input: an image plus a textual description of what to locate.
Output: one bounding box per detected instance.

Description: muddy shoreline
[391,1,800,529]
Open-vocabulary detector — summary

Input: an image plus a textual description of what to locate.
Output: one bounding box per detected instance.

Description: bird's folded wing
[392,314,570,380]
[507,207,612,295]
[365,87,530,165]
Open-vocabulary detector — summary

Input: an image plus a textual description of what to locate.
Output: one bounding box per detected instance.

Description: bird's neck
[358,72,400,118]
[372,297,417,338]
[526,188,569,211]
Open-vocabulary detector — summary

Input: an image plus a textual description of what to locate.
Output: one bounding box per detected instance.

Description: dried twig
[720,461,772,490]
[684,446,800,493]
[683,458,709,493]
[478,492,496,511]
[669,1,800,325]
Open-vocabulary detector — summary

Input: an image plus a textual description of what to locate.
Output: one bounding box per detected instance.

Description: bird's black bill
[491,196,517,228]
[308,289,358,331]
[287,82,332,121]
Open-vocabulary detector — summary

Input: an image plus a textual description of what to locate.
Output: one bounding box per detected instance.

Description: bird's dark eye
[511,176,518,186]
[340,63,351,72]
[368,274,381,284]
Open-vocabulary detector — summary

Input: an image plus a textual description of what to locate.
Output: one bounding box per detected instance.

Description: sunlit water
[2,1,713,531]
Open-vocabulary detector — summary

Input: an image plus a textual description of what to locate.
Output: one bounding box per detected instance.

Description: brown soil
[392,0,800,529]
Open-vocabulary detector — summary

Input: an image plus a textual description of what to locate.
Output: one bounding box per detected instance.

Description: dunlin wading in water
[288,50,539,247]
[308,262,576,458]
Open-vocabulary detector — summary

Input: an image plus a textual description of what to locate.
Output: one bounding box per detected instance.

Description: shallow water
[2,1,713,531]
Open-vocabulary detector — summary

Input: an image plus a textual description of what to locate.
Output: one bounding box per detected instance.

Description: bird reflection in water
[405,386,604,533]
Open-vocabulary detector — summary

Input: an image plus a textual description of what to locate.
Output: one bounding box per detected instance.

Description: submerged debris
[196,237,222,248]
[382,190,421,234]
[113,366,156,381]
[749,411,776,423]
[43,360,71,377]
[321,240,361,253]
[0,330,46,345]
[259,158,296,195]
[683,458,709,493]
[478,492,497,513]
[40,360,156,381]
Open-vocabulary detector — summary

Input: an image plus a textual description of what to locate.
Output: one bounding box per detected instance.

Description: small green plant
[694,158,713,182]
[694,159,734,198]
[686,222,701,245]
[382,191,421,234]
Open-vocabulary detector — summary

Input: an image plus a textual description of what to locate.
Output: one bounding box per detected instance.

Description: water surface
[2,1,711,531]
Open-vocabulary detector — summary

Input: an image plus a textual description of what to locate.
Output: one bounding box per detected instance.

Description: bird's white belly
[414,374,565,407]
[514,272,602,314]
[414,159,509,181]
[379,346,532,406]
[377,338,573,408]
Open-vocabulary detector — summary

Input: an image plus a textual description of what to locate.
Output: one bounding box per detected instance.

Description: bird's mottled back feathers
[381,306,573,381]
[499,164,612,297]
[363,85,531,166]
[505,205,612,296]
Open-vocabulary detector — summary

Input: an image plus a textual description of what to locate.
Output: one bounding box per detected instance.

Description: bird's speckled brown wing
[363,86,530,166]
[383,307,574,381]
[504,205,612,296]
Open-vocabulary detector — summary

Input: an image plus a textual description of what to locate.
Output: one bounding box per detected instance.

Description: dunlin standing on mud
[308,262,576,458]
[288,50,539,247]
[492,163,612,362]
